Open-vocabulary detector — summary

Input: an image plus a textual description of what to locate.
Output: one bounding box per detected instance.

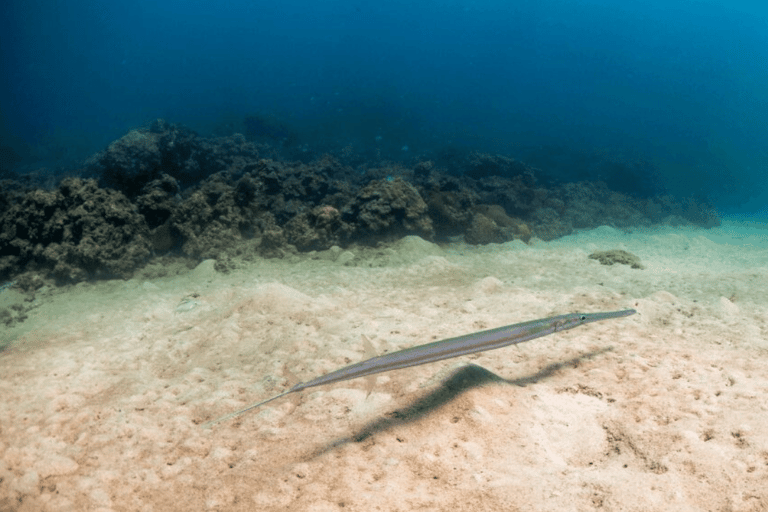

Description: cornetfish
[203,308,636,427]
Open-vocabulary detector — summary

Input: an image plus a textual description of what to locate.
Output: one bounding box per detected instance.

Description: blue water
[1,0,766,213]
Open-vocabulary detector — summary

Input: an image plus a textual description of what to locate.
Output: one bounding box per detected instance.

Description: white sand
[1,221,767,512]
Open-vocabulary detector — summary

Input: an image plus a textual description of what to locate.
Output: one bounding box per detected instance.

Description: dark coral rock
[344,177,433,242]
[135,174,181,229]
[679,197,721,228]
[425,189,475,236]
[0,178,151,282]
[170,183,256,260]
[0,180,29,215]
[241,157,354,226]
[0,303,28,328]
[589,250,644,269]
[251,155,360,219]
[413,160,435,178]
[642,196,668,224]
[555,181,647,229]
[148,221,175,253]
[283,205,352,251]
[256,213,290,258]
[528,181,651,241]
[529,207,572,241]
[190,133,262,182]
[516,146,664,198]
[88,120,261,198]
[88,123,167,197]
[476,172,545,218]
[259,161,333,219]
[169,171,297,260]
[642,194,720,227]
[473,204,532,243]
[433,149,534,180]
[557,182,610,229]
[160,153,359,259]
[464,205,532,245]
[465,213,503,245]
[57,121,726,268]
[417,169,478,238]
[234,174,259,207]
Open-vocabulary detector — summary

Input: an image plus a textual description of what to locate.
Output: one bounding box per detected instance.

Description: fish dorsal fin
[361,335,378,397]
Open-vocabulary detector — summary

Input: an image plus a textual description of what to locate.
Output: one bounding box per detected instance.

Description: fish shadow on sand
[308,346,614,459]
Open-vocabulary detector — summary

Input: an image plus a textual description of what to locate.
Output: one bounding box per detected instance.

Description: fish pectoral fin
[361,334,378,358]
[364,374,377,398]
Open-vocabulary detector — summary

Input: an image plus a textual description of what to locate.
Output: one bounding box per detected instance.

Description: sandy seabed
[1,222,767,512]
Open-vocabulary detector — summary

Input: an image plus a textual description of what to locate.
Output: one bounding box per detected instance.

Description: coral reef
[0,178,151,282]
[0,120,721,284]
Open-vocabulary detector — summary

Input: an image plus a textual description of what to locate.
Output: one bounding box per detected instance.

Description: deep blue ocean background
[1,0,766,214]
